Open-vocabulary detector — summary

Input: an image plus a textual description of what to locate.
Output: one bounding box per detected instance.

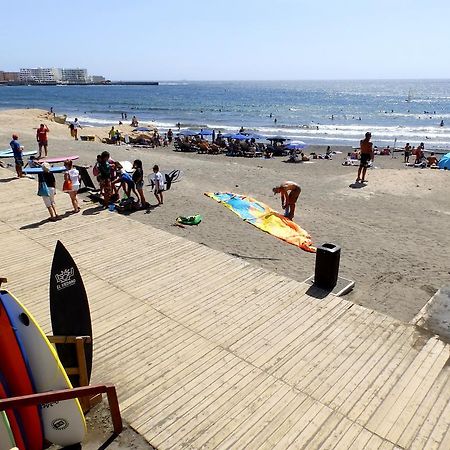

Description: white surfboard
[0,412,15,450]
[0,290,86,446]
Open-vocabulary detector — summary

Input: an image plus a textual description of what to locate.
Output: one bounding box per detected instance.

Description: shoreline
[1,108,449,325]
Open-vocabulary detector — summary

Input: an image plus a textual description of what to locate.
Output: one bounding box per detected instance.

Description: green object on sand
[176,214,202,225]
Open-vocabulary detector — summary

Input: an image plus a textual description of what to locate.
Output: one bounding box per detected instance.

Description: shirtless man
[356,132,373,183]
[273,181,301,220]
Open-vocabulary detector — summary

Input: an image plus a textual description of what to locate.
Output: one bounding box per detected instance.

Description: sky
[1,0,450,81]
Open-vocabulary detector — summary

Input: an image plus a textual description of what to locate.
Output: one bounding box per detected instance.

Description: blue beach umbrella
[178,130,198,136]
[285,141,307,150]
[230,133,251,140]
[197,129,214,136]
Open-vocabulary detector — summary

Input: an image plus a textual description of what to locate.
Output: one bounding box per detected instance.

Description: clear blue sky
[2,0,449,80]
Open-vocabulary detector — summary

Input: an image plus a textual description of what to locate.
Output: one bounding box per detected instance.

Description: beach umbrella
[133,127,152,132]
[230,133,251,140]
[267,135,288,142]
[285,141,307,150]
[197,129,214,136]
[178,130,198,136]
[438,152,450,170]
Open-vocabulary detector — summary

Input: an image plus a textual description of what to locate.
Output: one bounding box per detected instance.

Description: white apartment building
[19,68,60,83]
[60,68,88,83]
[19,67,90,83]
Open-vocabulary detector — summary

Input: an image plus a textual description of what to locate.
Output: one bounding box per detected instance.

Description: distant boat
[406,89,413,102]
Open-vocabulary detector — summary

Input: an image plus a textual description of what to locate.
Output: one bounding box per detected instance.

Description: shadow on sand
[19,211,73,230]
[349,181,367,189]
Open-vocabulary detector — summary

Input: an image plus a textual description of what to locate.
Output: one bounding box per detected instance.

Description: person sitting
[427,152,439,167]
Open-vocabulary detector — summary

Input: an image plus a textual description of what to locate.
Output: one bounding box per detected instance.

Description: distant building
[60,68,88,83]
[90,75,106,84]
[19,68,60,83]
[0,71,20,82]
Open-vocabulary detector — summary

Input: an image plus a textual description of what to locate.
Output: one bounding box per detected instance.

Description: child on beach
[152,165,164,205]
[111,162,138,199]
[63,159,81,212]
[98,151,112,205]
[132,159,148,207]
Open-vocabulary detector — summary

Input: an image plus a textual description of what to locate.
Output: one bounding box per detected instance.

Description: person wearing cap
[10,134,24,178]
[356,132,374,183]
[39,162,59,220]
[272,181,301,220]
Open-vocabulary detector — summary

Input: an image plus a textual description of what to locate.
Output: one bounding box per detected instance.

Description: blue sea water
[1,80,450,149]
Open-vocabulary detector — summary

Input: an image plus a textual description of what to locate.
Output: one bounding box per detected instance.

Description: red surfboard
[0,377,26,450]
[0,302,43,450]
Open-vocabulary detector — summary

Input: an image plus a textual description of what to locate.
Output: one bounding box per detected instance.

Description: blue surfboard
[0,150,38,158]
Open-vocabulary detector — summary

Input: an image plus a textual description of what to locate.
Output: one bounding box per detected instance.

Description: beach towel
[205,192,315,253]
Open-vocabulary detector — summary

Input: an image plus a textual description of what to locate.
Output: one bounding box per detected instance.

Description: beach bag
[63,178,73,192]
[37,181,50,197]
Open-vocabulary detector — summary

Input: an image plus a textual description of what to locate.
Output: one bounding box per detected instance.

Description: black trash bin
[314,243,341,290]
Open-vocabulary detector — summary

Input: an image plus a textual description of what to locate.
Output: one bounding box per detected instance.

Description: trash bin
[314,243,341,290]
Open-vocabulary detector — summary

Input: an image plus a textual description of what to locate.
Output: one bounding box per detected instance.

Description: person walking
[63,159,81,212]
[71,118,82,140]
[36,123,50,158]
[38,162,58,220]
[356,132,374,183]
[152,165,164,205]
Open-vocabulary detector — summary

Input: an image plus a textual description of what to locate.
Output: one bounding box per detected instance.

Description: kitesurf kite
[205,192,316,253]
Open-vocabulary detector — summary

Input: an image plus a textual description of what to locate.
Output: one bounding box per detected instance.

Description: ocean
[1,80,450,150]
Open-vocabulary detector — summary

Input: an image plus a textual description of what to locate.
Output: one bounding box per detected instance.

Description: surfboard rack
[0,383,123,437]
[47,335,100,412]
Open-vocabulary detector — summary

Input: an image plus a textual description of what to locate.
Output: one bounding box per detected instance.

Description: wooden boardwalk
[1,167,449,449]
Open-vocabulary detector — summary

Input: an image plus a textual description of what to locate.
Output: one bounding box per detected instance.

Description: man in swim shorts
[36,123,50,158]
[273,181,301,220]
[356,132,373,183]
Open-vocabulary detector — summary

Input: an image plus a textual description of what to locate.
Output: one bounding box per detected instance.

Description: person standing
[63,159,81,212]
[39,162,58,220]
[167,128,173,143]
[132,159,148,207]
[356,132,373,183]
[10,134,24,178]
[71,118,82,140]
[404,142,411,163]
[152,165,164,205]
[272,181,301,220]
[36,123,50,158]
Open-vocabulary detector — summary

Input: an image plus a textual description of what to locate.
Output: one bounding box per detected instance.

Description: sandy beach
[1,108,449,324]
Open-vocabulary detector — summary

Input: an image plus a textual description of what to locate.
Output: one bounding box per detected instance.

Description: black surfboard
[50,240,92,386]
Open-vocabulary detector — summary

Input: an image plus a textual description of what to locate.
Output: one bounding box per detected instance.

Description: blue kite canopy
[133,127,152,132]
[178,130,198,136]
[438,152,450,170]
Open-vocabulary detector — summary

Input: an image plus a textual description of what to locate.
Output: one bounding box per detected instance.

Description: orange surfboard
[0,302,43,450]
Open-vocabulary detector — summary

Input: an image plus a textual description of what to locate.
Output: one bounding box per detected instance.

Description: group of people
[93,151,164,208]
[404,142,440,166]
[33,159,80,221]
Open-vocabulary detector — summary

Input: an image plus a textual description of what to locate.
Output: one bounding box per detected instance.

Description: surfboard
[0,300,43,450]
[0,377,25,450]
[0,411,15,450]
[118,160,133,173]
[50,240,93,385]
[23,166,66,174]
[37,155,79,164]
[0,150,38,159]
[0,290,86,446]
